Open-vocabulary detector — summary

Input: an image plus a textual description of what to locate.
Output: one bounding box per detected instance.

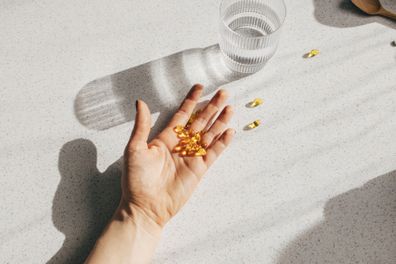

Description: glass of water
[219,0,286,74]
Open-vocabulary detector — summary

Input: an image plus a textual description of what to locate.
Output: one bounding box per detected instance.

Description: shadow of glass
[74,44,247,132]
[47,139,122,264]
[277,170,396,264]
[313,0,396,29]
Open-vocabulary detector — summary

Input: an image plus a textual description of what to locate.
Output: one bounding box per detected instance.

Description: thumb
[127,100,151,150]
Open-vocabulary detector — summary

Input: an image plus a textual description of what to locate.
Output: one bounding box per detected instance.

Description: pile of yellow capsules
[173,111,207,157]
[173,97,267,156]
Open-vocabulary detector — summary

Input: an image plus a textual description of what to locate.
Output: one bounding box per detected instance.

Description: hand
[121,84,235,229]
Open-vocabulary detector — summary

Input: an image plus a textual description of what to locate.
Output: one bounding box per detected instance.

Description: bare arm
[84,203,161,264]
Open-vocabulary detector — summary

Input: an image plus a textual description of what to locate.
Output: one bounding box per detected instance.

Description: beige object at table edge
[380,0,396,14]
[352,0,396,20]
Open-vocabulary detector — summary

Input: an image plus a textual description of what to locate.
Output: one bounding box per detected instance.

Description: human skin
[85,84,235,264]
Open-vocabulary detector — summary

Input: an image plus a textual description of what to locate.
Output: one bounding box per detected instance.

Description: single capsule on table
[247,120,261,129]
[307,49,320,58]
[249,98,264,108]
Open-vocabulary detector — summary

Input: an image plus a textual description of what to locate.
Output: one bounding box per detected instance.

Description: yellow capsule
[249,98,264,108]
[173,145,183,152]
[191,133,201,143]
[247,120,261,129]
[180,150,188,156]
[180,138,192,145]
[187,150,197,156]
[195,148,207,156]
[177,131,189,139]
[184,143,194,151]
[307,49,320,58]
[173,125,185,133]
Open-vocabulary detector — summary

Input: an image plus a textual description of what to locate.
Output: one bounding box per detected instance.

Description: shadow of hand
[47,139,121,264]
[74,44,245,132]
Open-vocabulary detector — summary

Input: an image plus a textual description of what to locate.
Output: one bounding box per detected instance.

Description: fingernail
[194,83,203,89]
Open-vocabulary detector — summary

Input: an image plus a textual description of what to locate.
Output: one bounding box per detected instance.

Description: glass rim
[219,0,287,40]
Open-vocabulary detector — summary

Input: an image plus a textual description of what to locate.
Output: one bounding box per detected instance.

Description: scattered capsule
[180,150,188,156]
[247,120,261,129]
[307,49,320,58]
[195,148,207,156]
[249,98,264,108]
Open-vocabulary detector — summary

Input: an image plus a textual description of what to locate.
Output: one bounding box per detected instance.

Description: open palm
[122,84,235,227]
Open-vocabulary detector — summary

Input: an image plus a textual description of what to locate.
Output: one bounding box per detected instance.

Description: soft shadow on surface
[313,0,396,29]
[75,44,246,132]
[277,170,396,264]
[47,139,122,264]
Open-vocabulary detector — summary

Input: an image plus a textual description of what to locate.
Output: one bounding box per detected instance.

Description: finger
[168,84,204,128]
[189,89,228,133]
[201,105,233,147]
[127,100,151,150]
[203,128,235,167]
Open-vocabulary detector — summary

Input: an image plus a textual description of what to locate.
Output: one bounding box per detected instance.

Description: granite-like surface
[0,0,395,263]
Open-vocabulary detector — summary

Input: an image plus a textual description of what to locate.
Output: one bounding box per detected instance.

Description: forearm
[85,202,162,264]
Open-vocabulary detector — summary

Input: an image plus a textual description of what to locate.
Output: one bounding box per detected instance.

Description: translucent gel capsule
[191,133,201,143]
[177,131,189,139]
[307,49,320,58]
[173,145,183,152]
[249,98,263,108]
[180,138,191,145]
[174,125,185,133]
[195,148,207,156]
[187,149,197,156]
[184,143,193,151]
[248,120,261,129]
[173,123,207,157]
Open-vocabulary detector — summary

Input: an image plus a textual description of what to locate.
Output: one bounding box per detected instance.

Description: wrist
[115,200,163,239]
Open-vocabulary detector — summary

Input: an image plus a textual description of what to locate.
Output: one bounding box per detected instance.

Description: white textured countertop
[1,0,395,263]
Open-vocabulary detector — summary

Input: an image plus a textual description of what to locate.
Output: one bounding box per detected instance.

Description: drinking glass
[219,0,286,74]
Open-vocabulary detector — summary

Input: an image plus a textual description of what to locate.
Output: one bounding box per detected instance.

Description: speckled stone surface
[0,0,395,263]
